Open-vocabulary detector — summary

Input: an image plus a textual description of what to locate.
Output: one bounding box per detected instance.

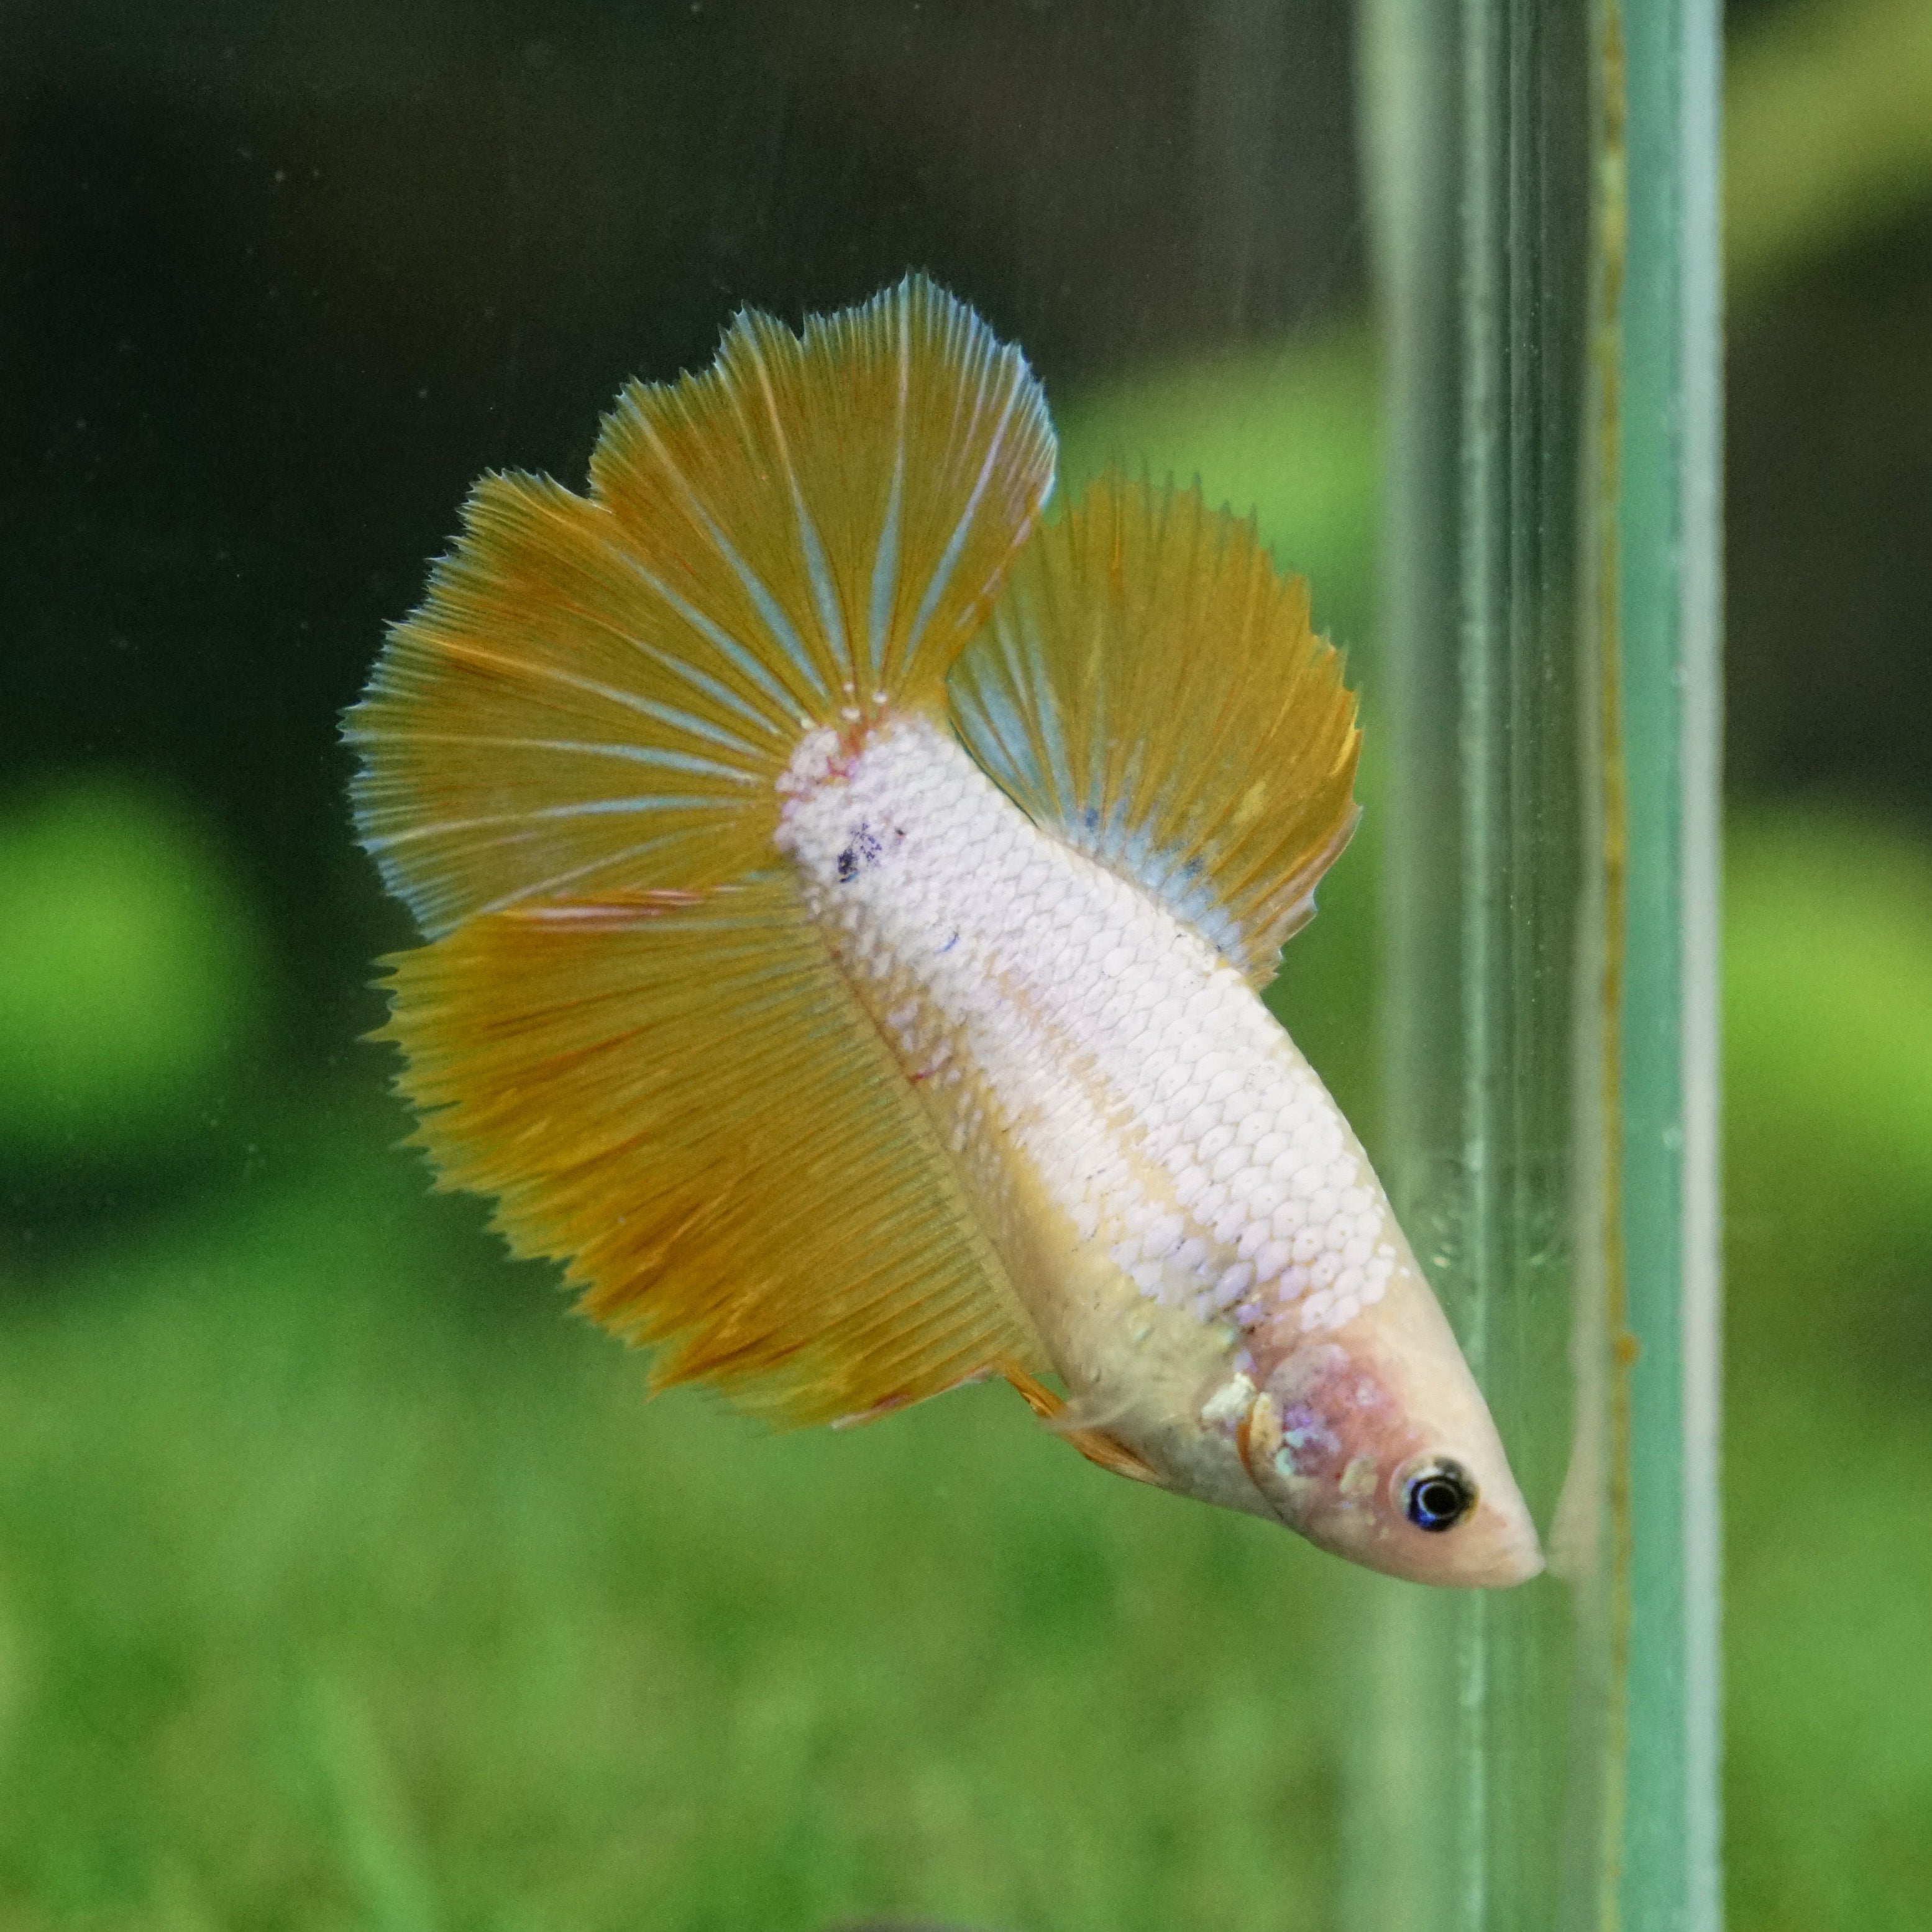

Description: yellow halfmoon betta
[348,276,1542,1588]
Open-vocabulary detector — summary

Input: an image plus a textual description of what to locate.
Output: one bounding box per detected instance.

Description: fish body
[349,277,1541,1588]
[779,713,1536,1585]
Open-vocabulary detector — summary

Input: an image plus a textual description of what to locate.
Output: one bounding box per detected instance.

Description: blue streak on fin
[868,445,905,688]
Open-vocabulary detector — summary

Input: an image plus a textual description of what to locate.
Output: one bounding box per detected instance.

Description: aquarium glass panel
[1352,1,1721,1928]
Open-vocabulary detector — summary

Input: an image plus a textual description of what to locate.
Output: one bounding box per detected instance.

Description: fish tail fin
[347,280,1058,1426]
[950,470,1360,987]
[347,274,1056,937]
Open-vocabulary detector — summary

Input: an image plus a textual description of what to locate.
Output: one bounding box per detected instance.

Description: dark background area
[1726,195,1932,808]
[2,0,1366,1074]
[6,0,1925,1061]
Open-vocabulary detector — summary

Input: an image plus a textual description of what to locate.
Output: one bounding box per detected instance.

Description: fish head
[1234,1283,1543,1588]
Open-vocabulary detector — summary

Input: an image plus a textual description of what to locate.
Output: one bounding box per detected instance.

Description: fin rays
[377,876,1049,1426]
[349,276,1055,938]
[950,473,1360,987]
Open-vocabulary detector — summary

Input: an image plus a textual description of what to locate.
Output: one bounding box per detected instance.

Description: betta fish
[347,276,1541,1588]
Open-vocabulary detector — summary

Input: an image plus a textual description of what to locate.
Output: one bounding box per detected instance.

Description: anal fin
[381,872,1050,1427]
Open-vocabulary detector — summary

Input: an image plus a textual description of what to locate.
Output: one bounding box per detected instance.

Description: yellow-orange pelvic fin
[381,875,1050,1427]
[347,276,1056,938]
[949,472,1360,987]
[1003,1368,1170,1489]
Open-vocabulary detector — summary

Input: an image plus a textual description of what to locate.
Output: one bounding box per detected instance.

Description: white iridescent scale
[776,714,1422,1392]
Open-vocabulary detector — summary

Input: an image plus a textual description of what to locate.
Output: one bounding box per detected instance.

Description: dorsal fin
[948,472,1360,987]
[347,276,1056,938]
[380,874,1051,1427]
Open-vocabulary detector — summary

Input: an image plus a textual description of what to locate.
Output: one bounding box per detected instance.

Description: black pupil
[1406,1466,1473,1532]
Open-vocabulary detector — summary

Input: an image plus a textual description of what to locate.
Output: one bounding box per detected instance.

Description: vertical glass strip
[1353,5,1591,1928]
[1614,0,1723,1925]
[1352,0,1719,1926]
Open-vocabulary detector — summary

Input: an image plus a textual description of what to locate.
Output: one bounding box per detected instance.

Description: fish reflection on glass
[347,277,1542,1589]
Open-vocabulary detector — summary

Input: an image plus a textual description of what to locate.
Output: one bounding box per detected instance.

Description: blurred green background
[2,2,1928,1927]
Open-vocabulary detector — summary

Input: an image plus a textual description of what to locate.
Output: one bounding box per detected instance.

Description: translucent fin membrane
[950,472,1361,987]
[380,876,1048,1426]
[348,275,1056,938]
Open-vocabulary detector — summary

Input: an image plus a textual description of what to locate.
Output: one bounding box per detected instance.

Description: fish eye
[1403,1460,1476,1533]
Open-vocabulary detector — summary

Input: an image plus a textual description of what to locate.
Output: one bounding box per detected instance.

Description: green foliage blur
[3,1,1930,1926]
[6,792,1928,1931]
[0,785,262,1165]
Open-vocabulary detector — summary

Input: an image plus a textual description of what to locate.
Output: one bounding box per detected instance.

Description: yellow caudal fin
[382,876,1049,1426]
[948,472,1360,988]
[347,275,1056,937]
[349,280,1058,1429]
